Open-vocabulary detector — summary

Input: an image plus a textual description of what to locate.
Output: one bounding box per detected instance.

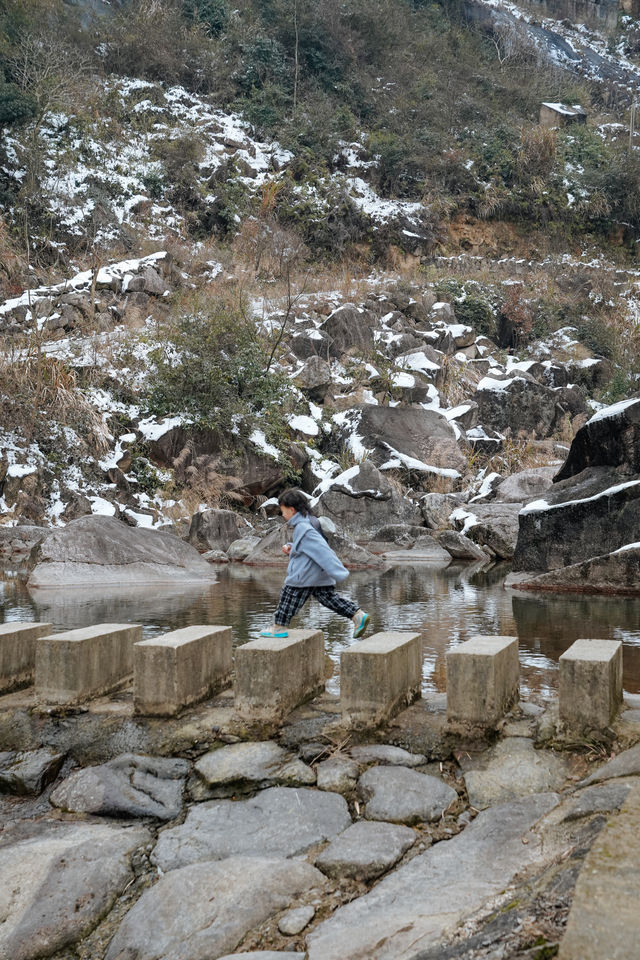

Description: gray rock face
[278,905,315,935]
[357,404,467,475]
[463,502,523,560]
[315,820,416,881]
[513,466,640,574]
[0,748,64,795]
[437,530,487,561]
[350,744,426,767]
[0,525,49,561]
[0,821,149,960]
[561,781,634,821]
[358,766,457,824]
[581,743,640,786]
[555,397,640,481]
[322,303,377,358]
[226,536,261,560]
[152,787,351,871]
[28,515,217,586]
[105,857,325,960]
[315,461,423,542]
[294,356,333,402]
[494,467,557,503]
[518,546,640,595]
[316,756,359,794]
[460,738,569,810]
[420,493,465,530]
[192,741,315,798]
[188,508,243,552]
[306,793,561,960]
[475,375,583,440]
[50,754,188,820]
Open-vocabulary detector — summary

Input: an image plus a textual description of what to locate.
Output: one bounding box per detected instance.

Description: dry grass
[0,348,110,455]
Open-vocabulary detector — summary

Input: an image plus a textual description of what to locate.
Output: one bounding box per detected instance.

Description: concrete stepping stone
[0,820,150,960]
[580,742,640,786]
[191,741,315,799]
[278,905,315,935]
[316,756,359,794]
[350,744,426,767]
[315,821,416,881]
[460,738,570,810]
[105,857,325,960]
[152,786,352,871]
[306,793,562,960]
[50,754,188,820]
[358,766,457,825]
[0,748,64,796]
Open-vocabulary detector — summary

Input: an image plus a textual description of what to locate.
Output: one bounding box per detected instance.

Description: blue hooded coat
[284,512,349,588]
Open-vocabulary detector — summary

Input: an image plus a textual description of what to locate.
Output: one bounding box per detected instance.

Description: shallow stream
[2,561,640,700]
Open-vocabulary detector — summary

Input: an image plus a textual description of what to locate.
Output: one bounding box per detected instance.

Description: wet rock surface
[50,754,188,819]
[349,743,426,767]
[0,748,64,795]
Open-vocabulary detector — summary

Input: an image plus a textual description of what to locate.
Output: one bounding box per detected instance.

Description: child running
[260,488,370,639]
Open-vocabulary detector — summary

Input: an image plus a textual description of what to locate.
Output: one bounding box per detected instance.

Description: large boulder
[28,515,217,586]
[514,544,640,596]
[334,405,466,477]
[293,356,333,402]
[555,397,640,481]
[188,508,244,552]
[474,375,586,440]
[512,466,640,573]
[314,461,423,542]
[322,304,377,358]
[493,466,557,503]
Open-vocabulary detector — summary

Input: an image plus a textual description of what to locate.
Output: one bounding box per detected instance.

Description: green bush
[146,299,292,434]
[183,0,228,36]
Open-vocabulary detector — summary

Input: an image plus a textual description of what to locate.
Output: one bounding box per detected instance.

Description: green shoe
[353,612,370,639]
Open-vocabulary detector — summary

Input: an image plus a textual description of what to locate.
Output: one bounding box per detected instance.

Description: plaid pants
[274,584,358,627]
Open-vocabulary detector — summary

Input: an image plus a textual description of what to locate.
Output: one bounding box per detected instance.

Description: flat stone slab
[350,744,426,767]
[580,742,640,786]
[50,754,188,820]
[315,820,416,881]
[316,756,359,794]
[152,787,352,871]
[0,748,64,796]
[105,857,325,960]
[278,905,315,935]
[358,766,457,824]
[0,820,150,960]
[192,741,315,799]
[561,781,634,822]
[558,784,640,960]
[460,738,570,810]
[306,793,562,959]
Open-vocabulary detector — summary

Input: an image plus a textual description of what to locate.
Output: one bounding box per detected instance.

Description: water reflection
[2,563,640,701]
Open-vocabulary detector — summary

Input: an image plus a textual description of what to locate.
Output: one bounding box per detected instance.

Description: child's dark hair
[278,488,312,515]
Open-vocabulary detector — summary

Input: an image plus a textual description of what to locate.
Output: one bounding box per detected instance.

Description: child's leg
[273,585,313,627]
[311,586,359,619]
